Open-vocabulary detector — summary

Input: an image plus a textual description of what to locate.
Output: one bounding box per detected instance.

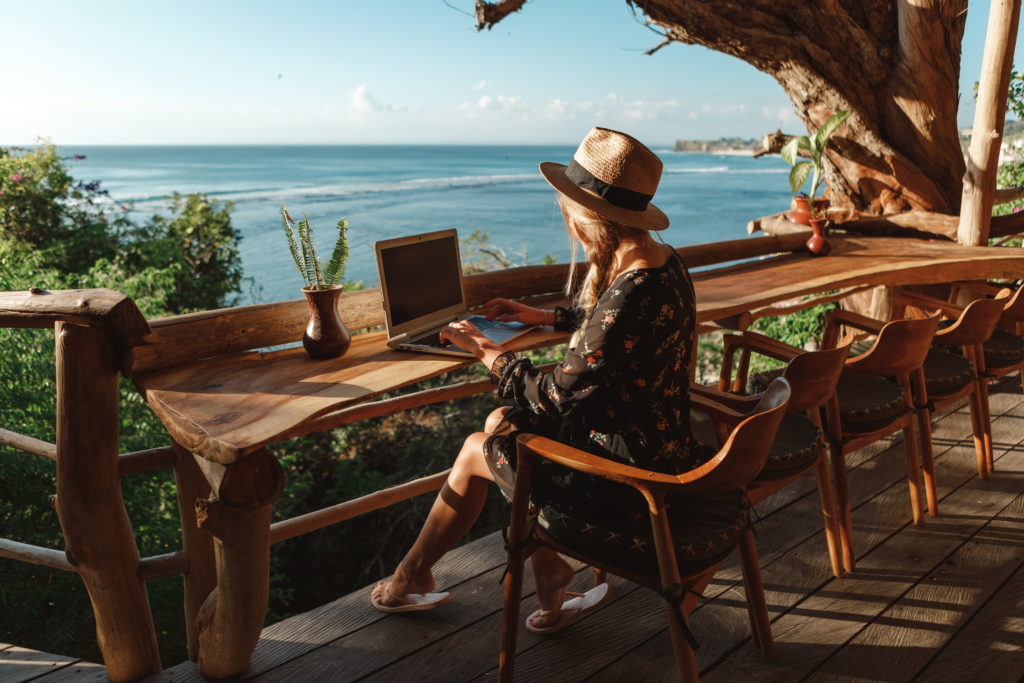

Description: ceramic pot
[806,217,831,256]
[788,196,830,225]
[301,284,351,359]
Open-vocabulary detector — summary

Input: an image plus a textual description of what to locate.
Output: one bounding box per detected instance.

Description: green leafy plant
[281,206,349,290]
[781,109,853,208]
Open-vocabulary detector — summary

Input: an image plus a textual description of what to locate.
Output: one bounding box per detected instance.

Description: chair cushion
[983,328,1024,369]
[755,411,824,480]
[922,347,976,397]
[835,370,907,434]
[537,489,749,575]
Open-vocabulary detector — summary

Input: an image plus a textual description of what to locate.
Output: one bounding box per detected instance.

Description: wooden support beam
[0,538,77,572]
[270,469,450,544]
[137,550,189,581]
[53,322,161,681]
[188,447,284,679]
[0,427,57,461]
[958,0,1022,246]
[171,441,215,663]
[117,445,175,476]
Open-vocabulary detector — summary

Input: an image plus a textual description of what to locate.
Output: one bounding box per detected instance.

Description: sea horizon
[55,144,793,305]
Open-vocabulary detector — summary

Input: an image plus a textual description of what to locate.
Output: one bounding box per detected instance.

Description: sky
[2,0,1019,147]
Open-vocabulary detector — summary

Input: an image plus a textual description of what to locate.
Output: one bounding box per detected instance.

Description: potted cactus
[281,206,351,358]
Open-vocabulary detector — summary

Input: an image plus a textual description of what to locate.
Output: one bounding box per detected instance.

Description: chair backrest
[935,295,1007,346]
[845,316,939,377]
[782,342,851,412]
[679,377,790,494]
[996,285,1024,326]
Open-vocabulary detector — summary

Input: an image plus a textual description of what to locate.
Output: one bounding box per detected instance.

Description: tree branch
[475,0,527,31]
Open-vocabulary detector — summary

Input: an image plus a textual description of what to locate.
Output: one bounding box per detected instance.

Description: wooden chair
[818,311,940,572]
[894,289,1008,480]
[498,378,791,682]
[693,331,851,579]
[949,281,1024,396]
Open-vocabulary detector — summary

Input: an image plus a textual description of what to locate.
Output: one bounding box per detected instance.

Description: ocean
[63,145,792,305]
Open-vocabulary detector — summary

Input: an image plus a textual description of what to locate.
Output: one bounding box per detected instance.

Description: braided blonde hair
[560,196,644,344]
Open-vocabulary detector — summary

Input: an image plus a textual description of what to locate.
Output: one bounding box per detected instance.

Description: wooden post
[53,322,161,681]
[171,440,215,662]
[957,0,1022,246]
[190,448,284,679]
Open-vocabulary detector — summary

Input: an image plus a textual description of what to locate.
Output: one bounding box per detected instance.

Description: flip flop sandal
[371,581,451,613]
[525,582,610,634]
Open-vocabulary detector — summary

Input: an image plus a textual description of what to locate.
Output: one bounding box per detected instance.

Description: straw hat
[540,127,669,230]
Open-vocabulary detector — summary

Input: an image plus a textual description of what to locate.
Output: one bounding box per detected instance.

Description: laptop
[374,229,536,357]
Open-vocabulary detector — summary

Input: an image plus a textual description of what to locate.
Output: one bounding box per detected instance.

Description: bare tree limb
[475,0,527,31]
[644,38,673,56]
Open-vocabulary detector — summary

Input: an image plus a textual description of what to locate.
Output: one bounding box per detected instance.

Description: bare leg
[526,546,575,629]
[374,407,511,605]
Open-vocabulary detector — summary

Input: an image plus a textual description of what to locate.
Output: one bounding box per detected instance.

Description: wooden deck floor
[15,380,1024,682]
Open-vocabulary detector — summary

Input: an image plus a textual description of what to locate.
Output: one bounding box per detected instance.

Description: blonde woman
[372,128,701,634]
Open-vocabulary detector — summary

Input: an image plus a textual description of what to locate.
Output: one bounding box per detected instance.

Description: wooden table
[132,235,1024,677]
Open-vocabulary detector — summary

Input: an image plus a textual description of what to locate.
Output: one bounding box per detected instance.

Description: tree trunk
[629,0,969,218]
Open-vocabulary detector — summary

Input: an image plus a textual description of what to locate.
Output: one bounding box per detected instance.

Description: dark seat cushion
[537,488,749,575]
[755,411,823,480]
[835,370,907,433]
[923,347,976,396]
[983,328,1024,369]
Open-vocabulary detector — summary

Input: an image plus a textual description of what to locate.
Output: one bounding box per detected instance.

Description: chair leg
[976,362,994,476]
[813,453,843,578]
[902,419,926,525]
[593,568,606,587]
[499,548,527,683]
[738,526,775,658]
[914,405,939,518]
[967,384,989,480]
[830,443,856,573]
[646,492,700,682]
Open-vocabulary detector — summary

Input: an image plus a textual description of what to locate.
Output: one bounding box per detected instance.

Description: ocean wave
[663,166,731,174]
[115,172,540,205]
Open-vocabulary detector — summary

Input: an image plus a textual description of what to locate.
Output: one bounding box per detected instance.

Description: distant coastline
[673,136,760,155]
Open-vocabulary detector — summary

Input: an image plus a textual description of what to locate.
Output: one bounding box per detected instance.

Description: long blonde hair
[560,196,644,341]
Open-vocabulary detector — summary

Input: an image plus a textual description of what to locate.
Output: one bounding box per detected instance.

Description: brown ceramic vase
[301,284,351,359]
[806,217,831,256]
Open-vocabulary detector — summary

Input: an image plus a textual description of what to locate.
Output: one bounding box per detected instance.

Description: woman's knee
[485,406,513,433]
[452,432,492,480]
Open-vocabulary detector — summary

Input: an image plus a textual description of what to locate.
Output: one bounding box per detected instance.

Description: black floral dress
[484,252,708,537]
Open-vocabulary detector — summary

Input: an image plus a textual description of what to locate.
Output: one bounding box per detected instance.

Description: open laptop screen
[378,231,464,328]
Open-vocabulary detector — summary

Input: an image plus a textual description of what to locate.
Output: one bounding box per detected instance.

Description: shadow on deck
[17,380,1024,683]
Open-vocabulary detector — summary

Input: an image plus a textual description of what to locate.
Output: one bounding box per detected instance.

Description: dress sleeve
[496,276,642,418]
[553,305,585,332]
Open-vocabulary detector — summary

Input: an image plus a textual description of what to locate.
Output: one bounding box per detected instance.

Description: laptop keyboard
[411,316,499,348]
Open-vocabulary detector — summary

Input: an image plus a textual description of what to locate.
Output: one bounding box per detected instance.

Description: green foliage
[782,109,853,203]
[0,143,244,665]
[281,206,349,289]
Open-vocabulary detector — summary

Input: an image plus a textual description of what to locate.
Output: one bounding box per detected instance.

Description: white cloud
[350,84,405,113]
[473,80,488,90]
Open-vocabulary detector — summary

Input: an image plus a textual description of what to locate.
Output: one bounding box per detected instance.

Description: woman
[371,127,701,633]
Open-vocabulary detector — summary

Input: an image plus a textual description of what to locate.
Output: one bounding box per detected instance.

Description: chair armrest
[516,434,684,492]
[690,384,762,414]
[823,309,883,349]
[950,281,1004,301]
[894,290,963,319]
[722,331,803,364]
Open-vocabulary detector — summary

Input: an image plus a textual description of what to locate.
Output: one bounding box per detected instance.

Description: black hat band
[565,159,653,212]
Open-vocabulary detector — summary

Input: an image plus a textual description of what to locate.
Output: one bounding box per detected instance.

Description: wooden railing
[0,232,824,681]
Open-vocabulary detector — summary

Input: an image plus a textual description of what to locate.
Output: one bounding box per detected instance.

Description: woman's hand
[482,298,553,327]
[440,319,506,369]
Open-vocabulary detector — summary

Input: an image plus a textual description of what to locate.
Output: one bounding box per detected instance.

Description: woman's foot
[371,562,449,613]
[526,550,576,630]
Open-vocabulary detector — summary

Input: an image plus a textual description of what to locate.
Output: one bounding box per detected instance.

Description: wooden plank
[0,288,149,340]
[917,555,1024,681]
[28,660,108,681]
[134,327,566,464]
[0,645,78,683]
[267,564,621,683]
[699,399,1024,681]
[812,492,1024,680]
[593,396,1020,680]
[151,532,511,682]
